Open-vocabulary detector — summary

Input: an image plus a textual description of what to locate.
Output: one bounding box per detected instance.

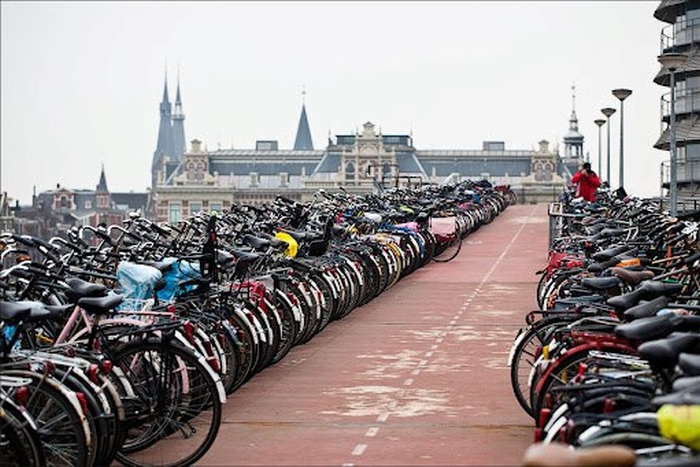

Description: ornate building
[149,90,577,223]
[13,166,148,238]
[7,77,583,233]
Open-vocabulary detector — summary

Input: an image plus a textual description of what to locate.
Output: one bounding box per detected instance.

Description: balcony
[655,114,700,149]
[659,87,700,123]
[661,18,700,52]
[660,158,700,188]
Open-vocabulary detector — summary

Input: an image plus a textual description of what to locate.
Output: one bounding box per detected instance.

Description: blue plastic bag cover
[156,257,201,302]
[117,261,163,301]
[2,324,20,351]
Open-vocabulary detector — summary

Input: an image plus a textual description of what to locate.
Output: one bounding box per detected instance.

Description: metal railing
[660,87,700,124]
[648,195,700,214]
[661,18,700,52]
[547,202,584,249]
[660,159,700,186]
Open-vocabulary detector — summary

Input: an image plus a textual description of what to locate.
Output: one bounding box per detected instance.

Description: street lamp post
[612,89,632,190]
[594,119,606,180]
[601,107,616,187]
[658,52,688,217]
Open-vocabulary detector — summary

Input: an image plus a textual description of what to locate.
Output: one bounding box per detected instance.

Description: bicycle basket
[429,216,456,237]
[118,298,154,312]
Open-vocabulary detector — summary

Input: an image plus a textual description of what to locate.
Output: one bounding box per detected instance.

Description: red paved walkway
[200,203,549,466]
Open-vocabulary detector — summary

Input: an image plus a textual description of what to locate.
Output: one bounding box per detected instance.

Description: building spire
[293,86,314,150]
[563,82,584,163]
[96,163,108,192]
[152,74,175,188]
[95,163,111,210]
[569,83,579,132]
[175,64,182,106]
[172,66,186,165]
[162,64,169,102]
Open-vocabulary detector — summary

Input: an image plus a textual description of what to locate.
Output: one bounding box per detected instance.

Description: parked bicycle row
[1,181,515,467]
[510,186,700,466]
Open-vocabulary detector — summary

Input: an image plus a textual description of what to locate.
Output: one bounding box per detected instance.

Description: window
[210,202,222,213]
[84,200,92,210]
[256,140,278,150]
[345,162,356,180]
[190,202,202,214]
[169,202,181,223]
[60,196,68,208]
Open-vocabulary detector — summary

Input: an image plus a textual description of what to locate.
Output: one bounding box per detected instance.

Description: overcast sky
[2,1,665,204]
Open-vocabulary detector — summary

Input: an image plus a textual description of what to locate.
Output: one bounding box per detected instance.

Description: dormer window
[186,158,207,181]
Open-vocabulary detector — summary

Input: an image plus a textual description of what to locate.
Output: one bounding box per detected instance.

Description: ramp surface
[201,203,548,466]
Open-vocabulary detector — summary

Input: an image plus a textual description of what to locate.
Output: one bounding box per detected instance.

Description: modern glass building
[655,0,700,195]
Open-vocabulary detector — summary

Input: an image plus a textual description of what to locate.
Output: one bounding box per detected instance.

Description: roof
[654,115,700,148]
[96,165,108,192]
[419,159,532,177]
[293,105,314,150]
[416,149,535,157]
[564,130,584,141]
[654,0,688,23]
[312,152,342,174]
[210,160,319,176]
[209,149,324,158]
[111,192,149,210]
[396,152,427,174]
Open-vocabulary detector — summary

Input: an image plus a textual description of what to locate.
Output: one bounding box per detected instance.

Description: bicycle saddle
[622,296,669,322]
[522,442,635,467]
[637,331,700,367]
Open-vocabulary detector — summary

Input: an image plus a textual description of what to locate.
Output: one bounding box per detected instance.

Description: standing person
[570,162,601,202]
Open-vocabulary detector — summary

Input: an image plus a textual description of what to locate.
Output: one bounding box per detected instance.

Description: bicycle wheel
[508,317,573,418]
[269,290,299,365]
[112,338,223,467]
[0,395,46,467]
[1,369,90,467]
[433,233,462,263]
[51,367,109,466]
[532,346,635,424]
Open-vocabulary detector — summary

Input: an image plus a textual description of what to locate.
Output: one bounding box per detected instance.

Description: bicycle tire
[112,338,223,467]
[533,346,635,424]
[52,367,110,466]
[509,317,574,418]
[0,395,46,467]
[1,369,90,467]
[433,233,462,263]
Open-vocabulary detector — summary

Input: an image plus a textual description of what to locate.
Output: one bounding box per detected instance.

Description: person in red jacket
[570,162,600,202]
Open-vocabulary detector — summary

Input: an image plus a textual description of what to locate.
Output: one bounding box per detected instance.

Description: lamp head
[594,119,606,127]
[601,107,616,118]
[612,88,632,101]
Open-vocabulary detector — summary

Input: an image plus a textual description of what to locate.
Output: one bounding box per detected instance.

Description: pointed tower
[172,73,186,165]
[563,84,584,162]
[152,75,175,188]
[293,88,314,150]
[95,164,111,210]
